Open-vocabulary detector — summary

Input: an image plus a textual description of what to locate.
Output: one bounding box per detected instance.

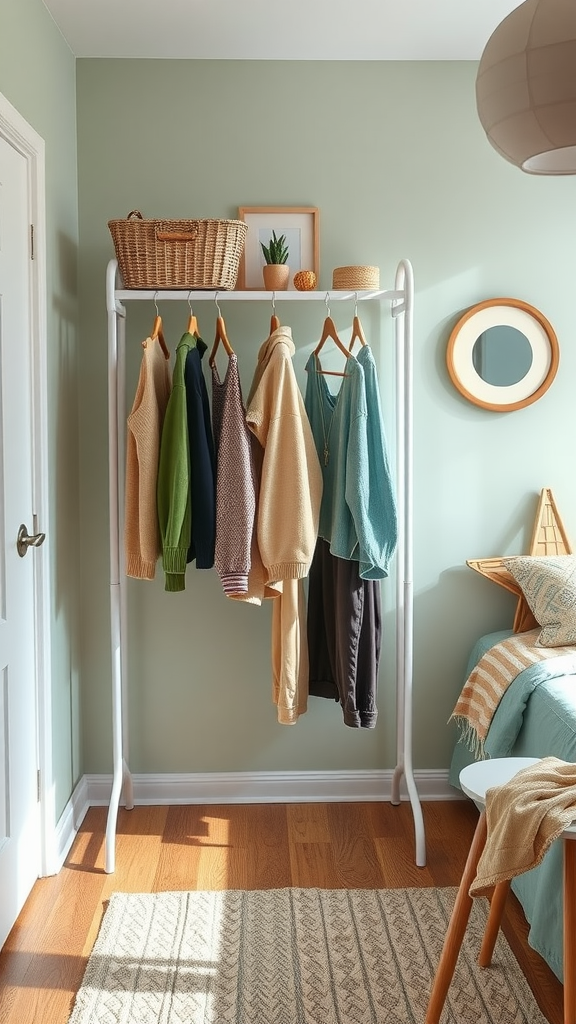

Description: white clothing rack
[104,256,425,873]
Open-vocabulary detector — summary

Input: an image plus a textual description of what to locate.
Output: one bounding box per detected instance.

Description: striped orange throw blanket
[451,629,576,757]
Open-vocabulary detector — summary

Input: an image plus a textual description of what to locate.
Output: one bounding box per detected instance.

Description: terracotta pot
[262,264,290,291]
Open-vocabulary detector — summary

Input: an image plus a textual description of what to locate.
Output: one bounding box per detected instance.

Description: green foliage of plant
[260,230,289,265]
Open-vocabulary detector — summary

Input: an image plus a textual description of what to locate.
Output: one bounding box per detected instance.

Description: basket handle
[126,210,143,220]
[156,227,199,243]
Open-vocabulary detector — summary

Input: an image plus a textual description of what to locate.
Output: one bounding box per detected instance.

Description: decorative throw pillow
[503,555,576,647]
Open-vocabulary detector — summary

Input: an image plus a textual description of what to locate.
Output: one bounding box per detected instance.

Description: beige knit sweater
[245,326,323,724]
[246,326,322,585]
[125,338,171,579]
[470,756,576,898]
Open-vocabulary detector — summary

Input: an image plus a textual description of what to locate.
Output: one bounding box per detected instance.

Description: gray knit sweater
[211,353,257,597]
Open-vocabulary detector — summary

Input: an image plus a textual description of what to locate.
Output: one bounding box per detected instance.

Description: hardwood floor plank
[374,833,436,887]
[194,807,249,891]
[154,805,205,890]
[364,799,416,840]
[326,802,388,887]
[242,804,292,889]
[71,806,109,870]
[423,799,478,886]
[118,803,169,838]
[286,802,331,843]
[199,806,250,890]
[289,841,343,887]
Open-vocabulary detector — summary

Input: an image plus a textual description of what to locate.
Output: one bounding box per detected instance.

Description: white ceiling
[41,0,520,60]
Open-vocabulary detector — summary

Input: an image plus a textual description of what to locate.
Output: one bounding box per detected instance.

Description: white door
[0,132,43,949]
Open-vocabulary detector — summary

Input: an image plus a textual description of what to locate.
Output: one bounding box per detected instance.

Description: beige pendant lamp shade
[476,0,576,174]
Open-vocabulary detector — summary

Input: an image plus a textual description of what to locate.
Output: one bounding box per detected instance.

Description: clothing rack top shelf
[112,288,402,303]
[104,257,424,873]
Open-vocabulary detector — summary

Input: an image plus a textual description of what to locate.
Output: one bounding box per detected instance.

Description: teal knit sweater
[304,349,397,579]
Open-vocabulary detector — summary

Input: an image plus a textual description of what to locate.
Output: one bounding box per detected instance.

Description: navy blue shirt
[183,334,216,568]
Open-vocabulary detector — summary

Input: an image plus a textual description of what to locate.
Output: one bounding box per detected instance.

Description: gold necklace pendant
[315,361,339,470]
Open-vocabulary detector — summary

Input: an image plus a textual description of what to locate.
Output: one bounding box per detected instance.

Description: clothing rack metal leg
[105,260,133,873]
[391,259,426,867]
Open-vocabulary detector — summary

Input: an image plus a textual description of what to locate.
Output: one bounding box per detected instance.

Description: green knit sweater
[157,339,192,591]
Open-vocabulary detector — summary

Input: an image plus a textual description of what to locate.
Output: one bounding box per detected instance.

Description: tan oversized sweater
[245,326,323,723]
[246,327,322,585]
[125,338,171,579]
[470,756,576,898]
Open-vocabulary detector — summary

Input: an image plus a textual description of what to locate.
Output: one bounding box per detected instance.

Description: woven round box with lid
[332,265,380,290]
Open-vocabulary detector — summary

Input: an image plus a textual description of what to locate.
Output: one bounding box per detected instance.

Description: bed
[449,626,576,981]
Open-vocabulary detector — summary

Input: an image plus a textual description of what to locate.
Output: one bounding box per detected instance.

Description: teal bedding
[450,629,576,982]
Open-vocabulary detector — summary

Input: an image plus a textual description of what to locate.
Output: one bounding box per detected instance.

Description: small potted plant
[260,231,290,290]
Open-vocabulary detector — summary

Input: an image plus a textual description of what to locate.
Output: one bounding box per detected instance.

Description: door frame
[0,92,54,876]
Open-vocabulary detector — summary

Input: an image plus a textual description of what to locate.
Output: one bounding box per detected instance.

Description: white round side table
[425,756,576,1024]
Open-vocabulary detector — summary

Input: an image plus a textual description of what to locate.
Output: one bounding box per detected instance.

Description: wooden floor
[0,799,563,1023]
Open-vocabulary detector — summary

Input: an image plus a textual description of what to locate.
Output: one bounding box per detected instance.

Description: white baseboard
[54,768,463,873]
[84,768,462,806]
[53,774,91,872]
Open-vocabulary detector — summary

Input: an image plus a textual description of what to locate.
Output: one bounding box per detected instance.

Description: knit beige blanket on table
[470,756,576,898]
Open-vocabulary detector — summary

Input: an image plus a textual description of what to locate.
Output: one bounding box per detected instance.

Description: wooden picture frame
[237,206,319,290]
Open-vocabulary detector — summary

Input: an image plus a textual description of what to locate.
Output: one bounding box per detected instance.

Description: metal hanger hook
[272,291,276,314]
[354,292,359,317]
[214,290,222,317]
[187,290,194,314]
[153,291,160,316]
[324,291,331,318]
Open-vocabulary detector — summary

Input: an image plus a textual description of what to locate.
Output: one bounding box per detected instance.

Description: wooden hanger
[186,292,199,337]
[348,297,367,352]
[147,307,170,360]
[209,296,234,367]
[270,292,280,333]
[313,298,350,377]
[349,314,367,351]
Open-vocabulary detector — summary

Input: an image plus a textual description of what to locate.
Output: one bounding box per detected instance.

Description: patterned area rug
[67,887,547,1024]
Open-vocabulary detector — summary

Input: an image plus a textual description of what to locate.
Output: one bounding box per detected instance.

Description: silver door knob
[17,523,46,558]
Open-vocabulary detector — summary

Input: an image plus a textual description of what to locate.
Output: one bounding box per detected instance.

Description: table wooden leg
[563,838,576,1024]
[425,810,488,1024]
[479,879,511,967]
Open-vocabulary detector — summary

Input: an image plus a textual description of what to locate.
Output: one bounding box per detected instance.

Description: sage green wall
[76,58,576,776]
[0,0,81,817]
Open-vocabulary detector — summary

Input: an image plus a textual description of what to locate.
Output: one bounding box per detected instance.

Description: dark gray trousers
[307,538,382,728]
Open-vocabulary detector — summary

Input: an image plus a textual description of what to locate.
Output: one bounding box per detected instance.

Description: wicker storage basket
[108,210,248,289]
[332,265,380,290]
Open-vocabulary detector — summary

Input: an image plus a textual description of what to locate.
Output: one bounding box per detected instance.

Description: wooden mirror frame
[446,297,559,412]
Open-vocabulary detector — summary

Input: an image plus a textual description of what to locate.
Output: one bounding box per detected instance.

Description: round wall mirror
[446,298,559,412]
